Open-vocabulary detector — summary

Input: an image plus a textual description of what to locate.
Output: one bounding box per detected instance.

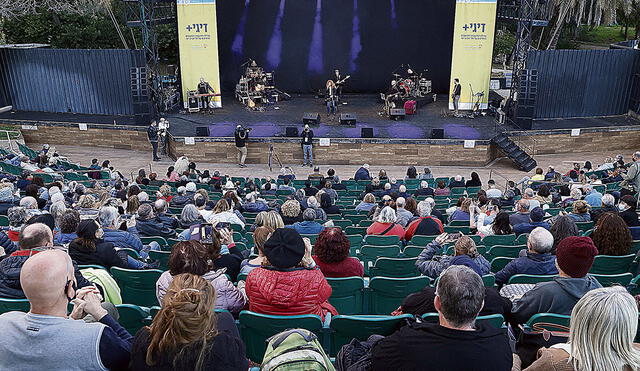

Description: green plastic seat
[422,313,505,329]
[575,222,594,233]
[514,233,529,245]
[409,235,438,247]
[238,310,323,363]
[140,236,168,247]
[508,274,556,285]
[402,246,425,258]
[448,220,468,227]
[523,313,571,334]
[486,245,526,259]
[0,215,9,227]
[589,254,635,275]
[346,234,363,249]
[326,277,365,315]
[344,214,368,225]
[148,250,171,271]
[118,248,140,259]
[490,257,515,273]
[329,314,413,356]
[359,220,374,227]
[0,297,30,314]
[482,234,517,247]
[358,245,401,274]
[482,274,496,287]
[345,226,368,236]
[110,267,163,307]
[300,234,319,244]
[443,226,470,234]
[332,219,354,229]
[369,257,419,278]
[116,304,150,335]
[368,276,430,315]
[591,273,633,287]
[363,235,400,246]
[466,186,481,195]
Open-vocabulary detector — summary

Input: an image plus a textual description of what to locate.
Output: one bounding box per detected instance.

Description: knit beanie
[530,207,544,222]
[264,228,305,269]
[555,236,598,278]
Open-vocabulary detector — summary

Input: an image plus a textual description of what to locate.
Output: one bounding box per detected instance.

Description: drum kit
[392,73,432,99]
[235,59,289,111]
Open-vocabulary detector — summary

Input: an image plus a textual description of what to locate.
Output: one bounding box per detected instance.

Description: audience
[590,212,632,256]
[512,236,601,324]
[416,234,490,278]
[0,249,132,370]
[312,228,364,277]
[131,273,247,370]
[404,200,444,240]
[54,209,80,245]
[366,206,405,239]
[239,226,273,276]
[510,199,531,226]
[280,199,302,226]
[290,208,324,235]
[568,200,591,222]
[471,209,512,237]
[355,193,377,212]
[245,228,337,319]
[549,215,580,253]
[372,266,513,370]
[513,207,550,234]
[68,219,130,270]
[495,227,557,285]
[618,194,639,226]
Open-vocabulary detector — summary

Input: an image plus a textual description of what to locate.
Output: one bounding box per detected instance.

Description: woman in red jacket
[313,228,364,278]
[245,228,337,319]
[366,206,405,240]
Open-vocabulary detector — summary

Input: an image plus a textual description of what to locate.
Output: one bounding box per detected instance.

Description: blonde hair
[126,195,140,214]
[568,286,640,371]
[454,236,478,258]
[281,200,301,218]
[146,273,218,371]
[363,193,376,204]
[78,194,96,209]
[159,185,172,198]
[460,198,472,213]
[263,211,285,230]
[212,199,230,214]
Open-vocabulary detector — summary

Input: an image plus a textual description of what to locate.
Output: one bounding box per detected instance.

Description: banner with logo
[177,0,222,108]
[449,0,497,110]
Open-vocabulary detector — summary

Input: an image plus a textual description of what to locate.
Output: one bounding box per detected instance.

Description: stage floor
[166,94,500,140]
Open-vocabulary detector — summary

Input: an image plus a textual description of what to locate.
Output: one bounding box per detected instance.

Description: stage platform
[166,94,501,140]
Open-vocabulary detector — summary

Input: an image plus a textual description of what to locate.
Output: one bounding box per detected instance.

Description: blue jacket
[54,232,77,245]
[103,227,143,252]
[584,191,603,207]
[290,221,324,235]
[416,241,491,278]
[243,201,269,213]
[354,167,371,181]
[513,221,550,235]
[449,255,484,276]
[135,218,177,239]
[495,252,557,285]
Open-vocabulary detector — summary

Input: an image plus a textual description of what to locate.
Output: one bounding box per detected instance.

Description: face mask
[619,204,627,212]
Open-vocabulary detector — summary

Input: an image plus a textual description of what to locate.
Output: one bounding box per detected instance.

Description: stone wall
[17,124,150,152]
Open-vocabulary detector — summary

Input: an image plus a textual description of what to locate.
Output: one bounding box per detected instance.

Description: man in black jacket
[147,121,160,162]
[234,125,250,168]
[372,265,513,371]
[301,124,314,167]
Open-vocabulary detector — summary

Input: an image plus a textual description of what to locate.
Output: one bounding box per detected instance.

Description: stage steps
[491,133,537,172]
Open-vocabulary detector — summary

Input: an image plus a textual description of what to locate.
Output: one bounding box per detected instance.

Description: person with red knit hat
[511,236,602,324]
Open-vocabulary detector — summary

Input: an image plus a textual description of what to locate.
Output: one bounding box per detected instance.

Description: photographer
[301,124,314,167]
[234,125,251,168]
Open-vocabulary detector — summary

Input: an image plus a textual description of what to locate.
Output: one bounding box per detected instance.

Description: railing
[0,130,23,153]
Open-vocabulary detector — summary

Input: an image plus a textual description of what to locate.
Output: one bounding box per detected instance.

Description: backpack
[261,329,335,371]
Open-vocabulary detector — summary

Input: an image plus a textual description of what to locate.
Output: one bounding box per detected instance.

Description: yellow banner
[449,0,497,110]
[177,0,222,108]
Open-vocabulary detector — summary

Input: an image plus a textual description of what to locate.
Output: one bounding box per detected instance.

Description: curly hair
[313,227,350,263]
[281,200,301,218]
[591,212,632,256]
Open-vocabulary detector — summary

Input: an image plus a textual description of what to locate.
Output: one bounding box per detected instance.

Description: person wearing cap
[354,164,372,181]
[512,236,601,324]
[618,194,640,227]
[512,207,550,234]
[245,228,338,319]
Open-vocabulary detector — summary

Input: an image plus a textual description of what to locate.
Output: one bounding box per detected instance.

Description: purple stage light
[390,0,398,30]
[231,0,251,56]
[307,0,324,74]
[266,0,286,70]
[349,0,361,72]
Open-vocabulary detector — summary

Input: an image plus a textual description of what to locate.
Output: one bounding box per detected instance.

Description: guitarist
[325,80,338,117]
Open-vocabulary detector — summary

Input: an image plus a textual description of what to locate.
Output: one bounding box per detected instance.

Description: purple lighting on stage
[266,0,286,70]
[231,0,251,56]
[390,0,398,30]
[307,0,324,74]
[349,0,361,71]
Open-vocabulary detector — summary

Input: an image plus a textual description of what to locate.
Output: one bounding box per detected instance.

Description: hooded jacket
[372,322,513,371]
[156,270,246,314]
[495,252,558,285]
[416,241,491,278]
[512,275,602,324]
[169,194,192,208]
[245,267,337,319]
[354,167,371,181]
[135,217,177,239]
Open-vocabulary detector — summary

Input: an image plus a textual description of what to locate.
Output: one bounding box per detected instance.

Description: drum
[264,72,274,87]
[238,78,249,93]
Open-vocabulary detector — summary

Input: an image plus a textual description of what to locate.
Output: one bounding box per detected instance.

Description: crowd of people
[0,145,639,370]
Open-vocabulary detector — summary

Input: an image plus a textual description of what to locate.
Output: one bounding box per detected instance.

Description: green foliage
[576,25,634,44]
[493,29,515,63]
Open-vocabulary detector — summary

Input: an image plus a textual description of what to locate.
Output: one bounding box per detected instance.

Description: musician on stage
[326,80,338,116]
[334,69,343,99]
[451,78,462,115]
[197,77,215,110]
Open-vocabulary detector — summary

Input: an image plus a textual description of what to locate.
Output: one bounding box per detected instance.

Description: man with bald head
[0,250,132,370]
[0,223,97,298]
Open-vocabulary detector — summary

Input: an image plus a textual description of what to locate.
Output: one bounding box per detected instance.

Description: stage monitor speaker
[390,108,405,121]
[285,127,298,137]
[195,126,209,137]
[361,128,374,138]
[302,112,320,126]
[431,128,445,139]
[339,113,357,126]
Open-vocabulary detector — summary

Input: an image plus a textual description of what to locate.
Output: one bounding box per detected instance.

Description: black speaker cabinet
[302,112,320,126]
[285,127,299,137]
[390,108,405,121]
[195,126,209,137]
[339,113,357,126]
[361,128,374,138]
[431,128,444,139]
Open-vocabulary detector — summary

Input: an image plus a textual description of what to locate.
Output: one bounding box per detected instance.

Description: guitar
[336,75,351,86]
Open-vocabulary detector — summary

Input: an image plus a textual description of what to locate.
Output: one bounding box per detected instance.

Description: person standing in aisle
[301,124,314,167]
